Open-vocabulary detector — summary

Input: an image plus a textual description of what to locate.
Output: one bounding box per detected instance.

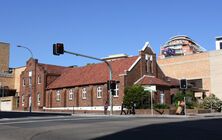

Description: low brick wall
[135,109,211,115]
[135,109,171,115]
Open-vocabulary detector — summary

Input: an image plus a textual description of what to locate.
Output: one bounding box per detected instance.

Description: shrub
[202,94,222,112]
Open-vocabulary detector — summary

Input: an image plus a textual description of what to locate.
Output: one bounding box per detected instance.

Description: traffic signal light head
[53,43,64,55]
[180,79,187,89]
[107,80,116,90]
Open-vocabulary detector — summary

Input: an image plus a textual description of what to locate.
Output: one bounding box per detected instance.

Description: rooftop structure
[158,35,206,59]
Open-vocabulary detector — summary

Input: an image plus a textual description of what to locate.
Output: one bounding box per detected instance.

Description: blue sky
[0,0,221,68]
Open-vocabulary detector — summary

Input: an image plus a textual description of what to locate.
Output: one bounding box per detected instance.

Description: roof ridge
[76,55,138,69]
[39,63,68,68]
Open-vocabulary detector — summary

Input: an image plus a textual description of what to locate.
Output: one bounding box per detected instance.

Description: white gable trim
[134,75,155,85]
[134,75,146,85]
[141,42,150,51]
[128,56,141,72]
[140,42,155,53]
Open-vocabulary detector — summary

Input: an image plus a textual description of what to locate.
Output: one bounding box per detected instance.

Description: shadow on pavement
[94,118,222,140]
[0,111,71,119]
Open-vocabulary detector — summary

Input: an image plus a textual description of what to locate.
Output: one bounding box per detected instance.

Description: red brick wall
[19,59,64,111]
[46,81,127,109]
[19,59,37,111]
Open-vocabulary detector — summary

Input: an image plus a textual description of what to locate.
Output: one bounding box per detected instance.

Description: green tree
[123,85,150,109]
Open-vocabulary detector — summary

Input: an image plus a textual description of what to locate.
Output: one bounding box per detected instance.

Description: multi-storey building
[158,35,222,100]
[158,35,206,59]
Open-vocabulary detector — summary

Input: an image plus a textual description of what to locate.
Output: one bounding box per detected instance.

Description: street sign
[143,85,156,92]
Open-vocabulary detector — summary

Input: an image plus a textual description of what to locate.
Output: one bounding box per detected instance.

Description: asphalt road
[0,111,71,119]
[0,115,222,140]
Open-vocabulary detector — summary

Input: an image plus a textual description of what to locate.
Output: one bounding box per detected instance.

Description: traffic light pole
[63,50,114,115]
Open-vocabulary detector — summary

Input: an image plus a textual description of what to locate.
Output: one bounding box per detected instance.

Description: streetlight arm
[64,50,104,62]
[17,45,34,58]
[64,50,113,79]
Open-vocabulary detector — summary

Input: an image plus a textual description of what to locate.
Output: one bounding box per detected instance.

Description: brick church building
[19,43,178,113]
[19,59,68,111]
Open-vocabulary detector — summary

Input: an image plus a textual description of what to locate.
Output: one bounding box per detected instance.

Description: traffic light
[53,43,64,55]
[107,80,117,96]
[180,79,187,89]
[107,80,116,90]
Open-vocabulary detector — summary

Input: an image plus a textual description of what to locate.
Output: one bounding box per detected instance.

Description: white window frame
[82,88,87,99]
[37,75,41,84]
[69,89,74,100]
[97,86,103,98]
[29,77,32,86]
[22,78,25,86]
[113,84,119,97]
[56,90,61,101]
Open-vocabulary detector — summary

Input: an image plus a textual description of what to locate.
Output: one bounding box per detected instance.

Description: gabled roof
[134,75,171,87]
[47,56,138,89]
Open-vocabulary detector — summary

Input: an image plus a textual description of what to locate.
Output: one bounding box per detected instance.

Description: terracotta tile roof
[165,77,180,87]
[47,56,138,89]
[135,75,171,87]
[39,63,69,74]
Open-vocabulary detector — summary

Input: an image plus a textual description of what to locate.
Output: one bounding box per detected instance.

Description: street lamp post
[17,45,34,58]
[17,45,34,113]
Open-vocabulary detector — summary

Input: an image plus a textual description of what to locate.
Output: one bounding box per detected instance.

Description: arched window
[145,54,153,74]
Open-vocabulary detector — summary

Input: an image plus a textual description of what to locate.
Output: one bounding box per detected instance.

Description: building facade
[0,42,13,90]
[19,58,68,111]
[43,43,175,113]
[158,36,222,100]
